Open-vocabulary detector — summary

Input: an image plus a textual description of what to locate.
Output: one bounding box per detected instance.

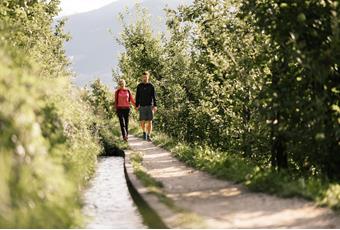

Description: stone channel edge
[124,149,182,229]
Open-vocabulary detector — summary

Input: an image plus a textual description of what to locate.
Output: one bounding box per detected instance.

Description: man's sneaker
[143,132,147,140]
[146,135,152,142]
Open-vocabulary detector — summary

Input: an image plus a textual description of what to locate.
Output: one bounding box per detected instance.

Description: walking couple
[114,71,157,142]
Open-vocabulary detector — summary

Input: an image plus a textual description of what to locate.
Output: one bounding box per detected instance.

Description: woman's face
[119,81,125,88]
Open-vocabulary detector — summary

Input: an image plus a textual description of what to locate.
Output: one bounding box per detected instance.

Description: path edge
[124,149,181,229]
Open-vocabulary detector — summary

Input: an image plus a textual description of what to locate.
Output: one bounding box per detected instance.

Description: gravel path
[127,135,340,228]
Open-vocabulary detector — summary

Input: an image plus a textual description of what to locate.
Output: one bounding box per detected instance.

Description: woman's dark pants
[117,108,130,138]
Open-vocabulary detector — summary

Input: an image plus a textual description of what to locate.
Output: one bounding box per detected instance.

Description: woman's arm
[128,90,136,107]
[114,90,119,110]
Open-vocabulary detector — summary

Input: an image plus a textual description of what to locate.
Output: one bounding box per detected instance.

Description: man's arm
[135,84,140,108]
[151,84,157,107]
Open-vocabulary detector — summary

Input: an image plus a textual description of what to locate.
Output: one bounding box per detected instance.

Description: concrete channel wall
[124,149,182,229]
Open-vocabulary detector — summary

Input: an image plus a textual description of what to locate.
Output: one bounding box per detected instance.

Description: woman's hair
[118,79,126,87]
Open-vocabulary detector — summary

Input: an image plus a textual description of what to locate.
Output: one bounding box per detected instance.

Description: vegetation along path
[125,135,340,228]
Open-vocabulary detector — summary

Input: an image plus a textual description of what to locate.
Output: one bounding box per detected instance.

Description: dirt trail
[127,135,340,228]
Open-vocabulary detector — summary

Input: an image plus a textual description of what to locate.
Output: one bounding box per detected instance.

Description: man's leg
[146,121,152,134]
[146,120,153,141]
[146,106,154,141]
[141,120,147,140]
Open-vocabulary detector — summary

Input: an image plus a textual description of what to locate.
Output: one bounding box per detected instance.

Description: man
[136,71,157,141]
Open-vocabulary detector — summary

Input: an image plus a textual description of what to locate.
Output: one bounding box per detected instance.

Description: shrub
[0,49,101,228]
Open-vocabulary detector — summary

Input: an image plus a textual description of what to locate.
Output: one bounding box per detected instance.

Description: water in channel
[82,156,146,228]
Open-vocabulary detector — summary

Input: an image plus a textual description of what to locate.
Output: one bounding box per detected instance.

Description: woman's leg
[122,109,130,138]
[117,109,126,138]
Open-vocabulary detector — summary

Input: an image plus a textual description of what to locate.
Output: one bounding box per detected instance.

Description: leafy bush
[116,0,340,208]
[117,0,340,178]
[0,49,102,227]
[321,185,340,209]
[0,1,107,227]
[83,79,130,155]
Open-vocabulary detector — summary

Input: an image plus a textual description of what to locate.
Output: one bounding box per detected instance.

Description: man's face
[142,74,149,83]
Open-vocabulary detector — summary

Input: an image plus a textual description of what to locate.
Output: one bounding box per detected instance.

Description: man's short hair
[142,71,150,76]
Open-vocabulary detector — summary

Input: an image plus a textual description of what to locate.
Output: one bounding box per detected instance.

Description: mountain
[61,0,192,88]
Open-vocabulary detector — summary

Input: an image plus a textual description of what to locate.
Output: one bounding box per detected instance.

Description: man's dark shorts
[139,105,153,121]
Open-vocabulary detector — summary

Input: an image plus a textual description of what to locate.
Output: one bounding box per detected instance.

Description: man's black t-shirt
[136,83,157,107]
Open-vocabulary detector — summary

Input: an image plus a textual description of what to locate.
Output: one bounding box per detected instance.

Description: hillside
[62,0,192,87]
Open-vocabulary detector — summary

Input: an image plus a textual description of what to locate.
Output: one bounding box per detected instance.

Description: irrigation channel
[82,156,162,228]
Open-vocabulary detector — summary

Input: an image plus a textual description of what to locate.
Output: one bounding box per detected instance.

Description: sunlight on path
[127,135,340,229]
[82,157,146,228]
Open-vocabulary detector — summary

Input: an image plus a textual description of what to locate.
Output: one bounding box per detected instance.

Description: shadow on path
[127,135,340,229]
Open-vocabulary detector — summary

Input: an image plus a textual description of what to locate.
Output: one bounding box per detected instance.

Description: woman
[114,79,136,141]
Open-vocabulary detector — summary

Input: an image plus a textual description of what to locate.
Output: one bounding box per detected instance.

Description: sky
[58,0,119,17]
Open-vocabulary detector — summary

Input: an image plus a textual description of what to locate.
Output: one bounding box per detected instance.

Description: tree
[241,0,340,177]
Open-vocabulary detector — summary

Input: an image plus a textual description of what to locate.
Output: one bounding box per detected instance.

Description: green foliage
[245,170,327,200]
[241,0,340,177]
[321,184,340,209]
[83,79,129,153]
[0,0,70,77]
[117,0,340,183]
[85,79,115,120]
[0,50,101,228]
[0,0,104,227]
[116,1,271,161]
[115,1,340,208]
[246,170,340,210]
[152,131,340,209]
[153,132,255,183]
[114,4,164,88]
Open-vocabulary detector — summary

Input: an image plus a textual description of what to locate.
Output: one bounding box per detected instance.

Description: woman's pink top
[114,88,136,110]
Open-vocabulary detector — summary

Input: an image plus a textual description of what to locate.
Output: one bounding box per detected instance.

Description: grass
[151,130,340,210]
[152,131,255,183]
[129,119,340,209]
[97,119,129,156]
